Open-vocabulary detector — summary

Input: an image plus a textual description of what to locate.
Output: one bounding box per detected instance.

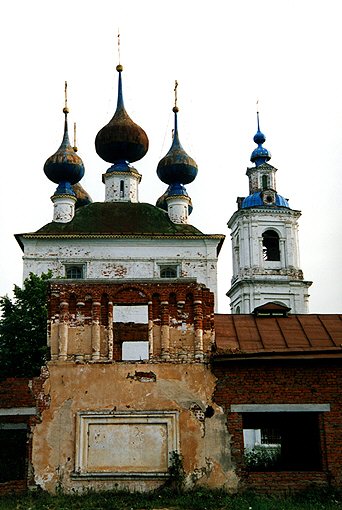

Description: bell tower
[227,114,312,313]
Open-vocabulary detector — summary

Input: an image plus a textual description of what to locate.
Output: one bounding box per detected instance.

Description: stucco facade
[27,280,237,493]
[32,362,236,493]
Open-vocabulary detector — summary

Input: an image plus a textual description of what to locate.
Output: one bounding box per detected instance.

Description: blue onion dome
[241,192,289,208]
[250,112,271,166]
[157,106,198,185]
[44,107,85,194]
[95,65,149,165]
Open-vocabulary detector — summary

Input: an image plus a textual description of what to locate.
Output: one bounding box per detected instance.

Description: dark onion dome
[157,106,198,185]
[250,112,271,167]
[241,192,289,208]
[95,65,149,165]
[156,183,193,214]
[44,109,85,195]
[72,182,93,209]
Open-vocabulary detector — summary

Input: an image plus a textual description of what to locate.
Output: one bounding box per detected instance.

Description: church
[1,61,341,495]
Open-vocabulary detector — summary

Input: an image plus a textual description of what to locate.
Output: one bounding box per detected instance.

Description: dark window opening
[120,180,124,198]
[262,175,268,190]
[160,266,178,278]
[0,426,27,482]
[66,266,84,279]
[243,412,322,471]
[262,230,280,261]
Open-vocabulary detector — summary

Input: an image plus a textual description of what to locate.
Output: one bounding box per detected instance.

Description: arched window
[262,175,268,190]
[262,230,280,261]
[160,266,178,278]
[235,306,241,314]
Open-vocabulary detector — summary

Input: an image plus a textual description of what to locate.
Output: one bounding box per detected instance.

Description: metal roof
[214,314,342,359]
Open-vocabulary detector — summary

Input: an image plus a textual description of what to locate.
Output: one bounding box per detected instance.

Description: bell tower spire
[227,115,312,314]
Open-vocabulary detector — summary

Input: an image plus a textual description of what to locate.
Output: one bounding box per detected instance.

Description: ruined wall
[32,362,237,493]
[48,280,215,362]
[212,359,342,493]
[28,279,238,493]
[0,375,49,495]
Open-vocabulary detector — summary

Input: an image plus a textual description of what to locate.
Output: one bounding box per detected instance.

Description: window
[160,266,178,278]
[262,230,280,261]
[242,412,322,471]
[0,424,27,482]
[262,175,268,190]
[114,304,149,361]
[65,265,84,279]
[120,180,124,198]
[122,341,149,360]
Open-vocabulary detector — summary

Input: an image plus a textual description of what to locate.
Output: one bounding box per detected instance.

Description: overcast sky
[0,0,341,313]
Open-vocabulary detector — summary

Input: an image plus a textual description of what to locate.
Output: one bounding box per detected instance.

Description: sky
[0,0,341,313]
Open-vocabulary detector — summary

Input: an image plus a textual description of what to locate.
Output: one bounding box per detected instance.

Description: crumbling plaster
[32,362,236,493]
[21,238,219,308]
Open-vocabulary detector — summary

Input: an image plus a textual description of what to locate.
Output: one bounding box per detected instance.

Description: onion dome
[250,112,271,167]
[241,192,289,209]
[72,182,93,209]
[44,101,85,196]
[157,106,198,185]
[95,65,149,167]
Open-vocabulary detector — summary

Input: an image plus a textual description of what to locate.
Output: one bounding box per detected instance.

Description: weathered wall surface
[32,362,237,493]
[212,359,342,493]
[0,376,48,495]
[22,238,220,308]
[48,280,215,363]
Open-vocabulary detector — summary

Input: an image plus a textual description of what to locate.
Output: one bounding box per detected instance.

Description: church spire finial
[117,29,121,66]
[73,122,78,152]
[63,81,69,115]
[256,99,260,131]
[173,79,179,112]
[250,104,271,167]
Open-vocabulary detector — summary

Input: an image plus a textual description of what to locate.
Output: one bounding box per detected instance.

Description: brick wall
[212,359,342,494]
[0,373,49,495]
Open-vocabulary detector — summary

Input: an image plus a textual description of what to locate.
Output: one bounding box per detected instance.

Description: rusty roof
[214,314,342,360]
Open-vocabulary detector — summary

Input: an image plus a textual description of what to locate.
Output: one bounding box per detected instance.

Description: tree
[0,272,51,378]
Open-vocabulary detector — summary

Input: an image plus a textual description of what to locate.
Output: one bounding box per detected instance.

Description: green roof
[34,202,205,236]
[15,202,225,253]
[20,200,216,235]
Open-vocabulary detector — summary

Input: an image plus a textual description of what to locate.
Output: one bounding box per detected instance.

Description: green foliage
[164,450,186,494]
[244,445,281,471]
[0,272,51,378]
[0,487,341,510]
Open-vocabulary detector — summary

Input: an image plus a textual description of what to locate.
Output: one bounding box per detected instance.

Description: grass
[0,487,341,510]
